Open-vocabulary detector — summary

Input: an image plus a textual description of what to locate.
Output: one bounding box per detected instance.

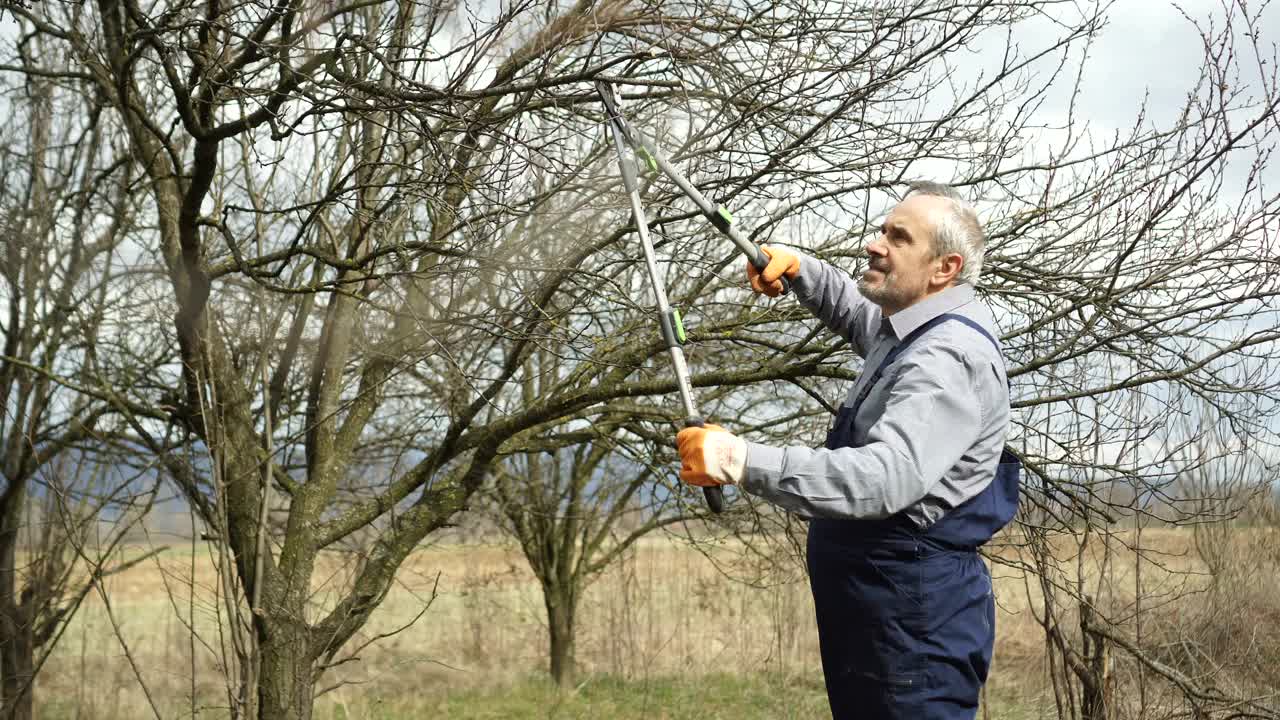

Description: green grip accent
[638,148,658,173]
[658,309,685,348]
[710,206,734,234]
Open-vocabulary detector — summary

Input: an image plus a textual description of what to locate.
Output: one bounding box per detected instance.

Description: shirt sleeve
[790,252,879,358]
[740,342,985,519]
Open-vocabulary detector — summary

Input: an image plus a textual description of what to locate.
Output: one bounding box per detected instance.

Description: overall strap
[849,313,1003,418]
[938,314,1001,355]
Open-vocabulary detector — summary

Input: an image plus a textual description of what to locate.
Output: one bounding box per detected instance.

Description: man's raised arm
[750,247,879,358]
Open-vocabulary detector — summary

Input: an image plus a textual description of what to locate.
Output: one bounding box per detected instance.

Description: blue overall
[807,313,1020,720]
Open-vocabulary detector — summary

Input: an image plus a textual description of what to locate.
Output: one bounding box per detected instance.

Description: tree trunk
[0,482,34,720]
[546,588,577,687]
[257,620,314,720]
[1079,598,1111,720]
[0,611,34,720]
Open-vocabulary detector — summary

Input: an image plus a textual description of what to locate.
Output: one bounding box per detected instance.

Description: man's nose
[866,237,888,257]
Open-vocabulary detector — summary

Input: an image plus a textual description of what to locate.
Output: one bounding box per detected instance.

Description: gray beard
[857,272,915,310]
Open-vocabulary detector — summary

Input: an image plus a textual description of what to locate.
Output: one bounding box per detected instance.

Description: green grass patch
[320,673,831,720]
[320,672,1047,720]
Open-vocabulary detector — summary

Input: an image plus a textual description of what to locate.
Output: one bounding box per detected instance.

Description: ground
[34,527,1276,719]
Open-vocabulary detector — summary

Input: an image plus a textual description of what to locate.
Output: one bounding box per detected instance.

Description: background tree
[0,35,166,719]
[489,394,702,687]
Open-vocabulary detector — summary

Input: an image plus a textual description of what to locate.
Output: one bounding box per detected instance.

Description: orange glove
[676,424,747,487]
[747,246,801,297]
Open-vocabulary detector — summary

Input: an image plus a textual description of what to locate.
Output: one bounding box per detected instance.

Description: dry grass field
[32,525,1280,719]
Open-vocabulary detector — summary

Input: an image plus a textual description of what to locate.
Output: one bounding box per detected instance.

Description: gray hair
[905,181,985,285]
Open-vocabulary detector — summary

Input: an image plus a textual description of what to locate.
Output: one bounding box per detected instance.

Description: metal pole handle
[596,81,791,295]
[600,90,726,515]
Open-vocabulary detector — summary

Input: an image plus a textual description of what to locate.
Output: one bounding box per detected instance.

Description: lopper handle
[599,84,791,299]
[685,416,726,514]
[747,246,794,296]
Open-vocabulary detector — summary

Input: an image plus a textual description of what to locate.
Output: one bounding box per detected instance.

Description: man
[676,182,1019,720]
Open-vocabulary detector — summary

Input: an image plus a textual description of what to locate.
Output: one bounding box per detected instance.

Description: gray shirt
[743,254,1011,528]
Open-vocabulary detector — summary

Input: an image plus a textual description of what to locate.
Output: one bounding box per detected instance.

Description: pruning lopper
[595,80,791,514]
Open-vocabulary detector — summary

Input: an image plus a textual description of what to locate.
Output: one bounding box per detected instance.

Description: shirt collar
[883,283,976,340]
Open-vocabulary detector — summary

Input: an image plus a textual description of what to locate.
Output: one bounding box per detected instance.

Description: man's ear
[933,253,964,287]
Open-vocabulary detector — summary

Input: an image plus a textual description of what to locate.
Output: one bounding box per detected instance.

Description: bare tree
[488,403,699,686]
[2,1,871,715]
[0,32,167,719]
[975,3,1280,715]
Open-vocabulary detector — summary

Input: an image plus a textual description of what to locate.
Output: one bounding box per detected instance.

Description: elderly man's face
[858,194,953,314]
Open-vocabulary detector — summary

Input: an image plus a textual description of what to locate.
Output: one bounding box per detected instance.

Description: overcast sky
[1027,0,1277,186]
[1075,0,1275,118]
